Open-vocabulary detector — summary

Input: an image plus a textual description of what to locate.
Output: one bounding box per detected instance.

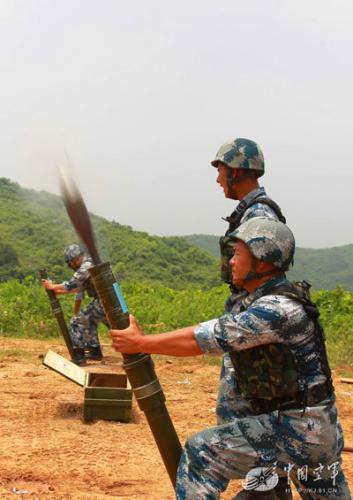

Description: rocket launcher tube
[89,261,182,488]
[59,170,182,487]
[39,269,74,359]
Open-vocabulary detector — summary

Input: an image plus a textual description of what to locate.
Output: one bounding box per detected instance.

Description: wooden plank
[340,377,353,384]
[43,349,87,387]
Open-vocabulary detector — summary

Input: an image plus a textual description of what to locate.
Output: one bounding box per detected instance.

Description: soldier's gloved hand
[110,315,144,354]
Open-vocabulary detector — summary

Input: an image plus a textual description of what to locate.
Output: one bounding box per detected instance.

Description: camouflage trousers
[176,400,351,500]
[69,299,109,349]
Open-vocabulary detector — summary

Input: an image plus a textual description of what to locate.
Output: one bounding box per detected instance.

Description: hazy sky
[1,1,352,247]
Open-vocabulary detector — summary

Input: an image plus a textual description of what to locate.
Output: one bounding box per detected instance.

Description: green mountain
[0,178,219,289]
[183,234,353,291]
[2,178,352,291]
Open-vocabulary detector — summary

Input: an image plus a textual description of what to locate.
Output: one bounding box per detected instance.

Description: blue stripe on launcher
[113,282,128,314]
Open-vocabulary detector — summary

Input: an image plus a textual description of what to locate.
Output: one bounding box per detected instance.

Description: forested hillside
[2,178,352,291]
[0,178,219,289]
[183,234,353,290]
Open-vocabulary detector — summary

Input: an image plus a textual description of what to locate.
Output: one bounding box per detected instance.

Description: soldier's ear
[256,259,275,273]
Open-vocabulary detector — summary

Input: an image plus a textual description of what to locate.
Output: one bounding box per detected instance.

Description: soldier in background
[110,218,350,499]
[42,244,108,366]
[212,137,286,310]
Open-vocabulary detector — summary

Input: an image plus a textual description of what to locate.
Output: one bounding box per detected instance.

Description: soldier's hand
[41,279,55,290]
[110,315,144,354]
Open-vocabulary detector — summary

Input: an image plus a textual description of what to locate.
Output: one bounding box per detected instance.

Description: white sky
[1,0,352,247]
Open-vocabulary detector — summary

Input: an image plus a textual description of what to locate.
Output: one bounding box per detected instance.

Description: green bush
[0,278,228,338]
[0,277,74,338]
[0,279,352,367]
[313,287,353,366]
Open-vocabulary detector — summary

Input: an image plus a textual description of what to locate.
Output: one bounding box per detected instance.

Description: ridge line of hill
[1,178,352,290]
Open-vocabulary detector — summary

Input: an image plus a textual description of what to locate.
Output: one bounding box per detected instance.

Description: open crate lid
[43,349,87,387]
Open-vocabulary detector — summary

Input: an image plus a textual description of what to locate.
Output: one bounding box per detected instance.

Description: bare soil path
[0,337,352,499]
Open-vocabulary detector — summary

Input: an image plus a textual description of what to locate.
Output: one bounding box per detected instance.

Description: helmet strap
[244,257,283,283]
[226,168,235,192]
[226,169,257,195]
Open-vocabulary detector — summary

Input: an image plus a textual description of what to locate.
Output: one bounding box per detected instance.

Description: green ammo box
[83,372,132,422]
[43,349,132,423]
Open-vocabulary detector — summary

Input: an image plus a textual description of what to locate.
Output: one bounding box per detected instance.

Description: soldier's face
[216,164,239,200]
[68,255,83,270]
[216,164,232,199]
[229,241,253,287]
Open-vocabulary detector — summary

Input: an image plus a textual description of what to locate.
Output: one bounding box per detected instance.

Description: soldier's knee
[184,434,198,453]
[183,433,209,466]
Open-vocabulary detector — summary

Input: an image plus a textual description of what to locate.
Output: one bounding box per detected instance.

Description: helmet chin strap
[243,258,280,283]
[227,169,257,196]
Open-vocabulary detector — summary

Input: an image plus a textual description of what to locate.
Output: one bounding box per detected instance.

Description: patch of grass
[326,340,353,368]
[0,348,32,360]
[334,368,353,378]
[202,355,222,367]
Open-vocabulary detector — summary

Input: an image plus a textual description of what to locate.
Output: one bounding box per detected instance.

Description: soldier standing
[110,218,351,500]
[42,244,108,366]
[212,137,286,308]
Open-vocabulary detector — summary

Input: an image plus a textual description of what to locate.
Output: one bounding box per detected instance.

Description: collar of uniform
[77,256,93,271]
[234,186,266,214]
[241,274,288,309]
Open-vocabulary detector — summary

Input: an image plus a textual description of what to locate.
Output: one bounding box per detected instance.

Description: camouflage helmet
[64,244,84,263]
[211,138,264,177]
[230,217,295,271]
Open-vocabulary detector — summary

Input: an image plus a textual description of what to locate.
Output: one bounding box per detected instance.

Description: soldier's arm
[110,316,203,356]
[196,297,286,355]
[41,279,78,295]
[111,299,286,357]
[73,290,84,315]
[74,298,82,315]
[58,270,85,296]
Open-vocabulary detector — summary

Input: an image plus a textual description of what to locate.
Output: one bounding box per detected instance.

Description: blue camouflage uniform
[176,275,350,499]
[235,186,280,224]
[223,186,281,314]
[62,257,108,349]
[222,187,284,420]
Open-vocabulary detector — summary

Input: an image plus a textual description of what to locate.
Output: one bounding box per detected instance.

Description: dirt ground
[0,336,352,499]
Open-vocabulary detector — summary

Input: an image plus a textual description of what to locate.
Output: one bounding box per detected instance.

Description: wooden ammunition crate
[84,372,132,422]
[43,350,132,423]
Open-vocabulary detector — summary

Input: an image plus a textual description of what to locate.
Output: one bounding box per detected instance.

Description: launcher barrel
[40,269,74,359]
[89,262,182,487]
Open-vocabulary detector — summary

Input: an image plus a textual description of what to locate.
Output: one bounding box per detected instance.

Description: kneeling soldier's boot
[88,346,103,361]
[72,348,86,366]
[273,477,292,499]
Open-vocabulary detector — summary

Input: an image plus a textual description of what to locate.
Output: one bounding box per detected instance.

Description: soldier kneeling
[110,218,351,500]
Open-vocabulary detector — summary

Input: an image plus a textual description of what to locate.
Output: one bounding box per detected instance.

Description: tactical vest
[220,196,286,284]
[230,281,334,412]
